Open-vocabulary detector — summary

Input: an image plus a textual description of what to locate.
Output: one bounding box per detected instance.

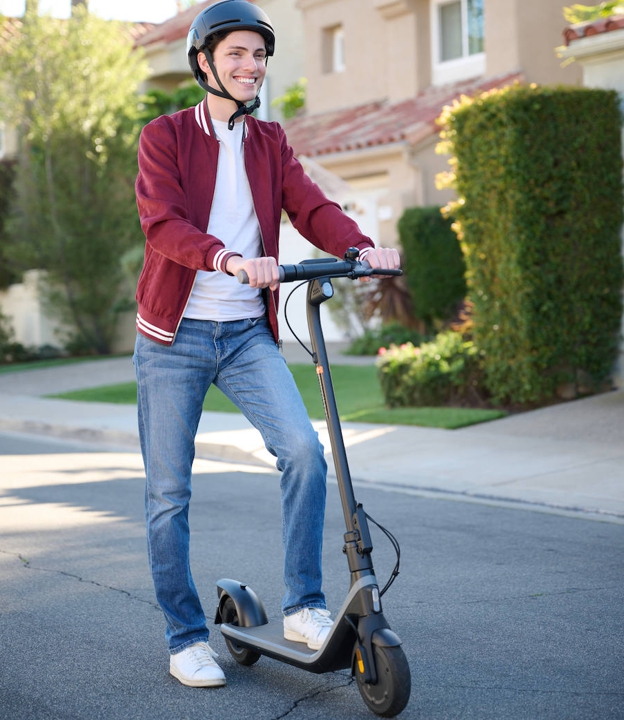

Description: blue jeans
[133,317,328,653]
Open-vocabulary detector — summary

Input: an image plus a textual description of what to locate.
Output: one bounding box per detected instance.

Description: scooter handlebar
[237,258,402,285]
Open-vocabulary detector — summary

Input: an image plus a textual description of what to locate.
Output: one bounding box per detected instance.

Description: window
[322,24,345,74]
[432,0,484,85]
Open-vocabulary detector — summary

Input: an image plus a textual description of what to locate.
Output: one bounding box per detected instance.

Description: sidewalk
[1,344,623,522]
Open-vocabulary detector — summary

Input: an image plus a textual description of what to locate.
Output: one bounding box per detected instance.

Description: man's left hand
[359,247,401,282]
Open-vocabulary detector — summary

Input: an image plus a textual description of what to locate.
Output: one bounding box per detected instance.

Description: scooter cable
[283,282,402,597]
[365,511,401,597]
[283,282,316,360]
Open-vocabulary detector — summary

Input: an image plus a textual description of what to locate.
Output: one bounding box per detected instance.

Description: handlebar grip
[237,268,287,284]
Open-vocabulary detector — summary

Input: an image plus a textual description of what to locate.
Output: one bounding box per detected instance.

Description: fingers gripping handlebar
[237,257,402,285]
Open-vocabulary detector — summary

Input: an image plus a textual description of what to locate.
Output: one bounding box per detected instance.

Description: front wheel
[220,596,262,666]
[354,644,411,718]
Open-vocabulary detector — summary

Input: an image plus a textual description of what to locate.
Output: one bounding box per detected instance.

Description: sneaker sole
[283,629,322,650]
[170,667,226,688]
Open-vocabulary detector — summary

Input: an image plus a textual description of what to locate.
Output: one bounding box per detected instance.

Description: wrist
[222,252,243,276]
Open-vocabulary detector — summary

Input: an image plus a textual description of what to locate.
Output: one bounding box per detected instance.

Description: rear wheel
[354,644,411,717]
[220,596,262,666]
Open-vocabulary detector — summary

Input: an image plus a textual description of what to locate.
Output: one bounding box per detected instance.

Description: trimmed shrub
[398,206,467,330]
[377,331,483,407]
[437,85,624,404]
[346,322,425,356]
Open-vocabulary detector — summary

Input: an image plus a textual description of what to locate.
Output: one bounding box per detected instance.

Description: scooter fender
[352,623,403,685]
[371,627,403,648]
[214,578,269,627]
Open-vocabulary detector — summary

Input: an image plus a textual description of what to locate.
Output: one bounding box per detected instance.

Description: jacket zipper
[243,122,281,347]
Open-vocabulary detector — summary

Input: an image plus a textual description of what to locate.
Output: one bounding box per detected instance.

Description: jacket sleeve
[278,126,375,259]
[135,116,240,273]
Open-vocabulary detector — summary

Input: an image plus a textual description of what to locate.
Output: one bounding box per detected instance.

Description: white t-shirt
[184,118,265,321]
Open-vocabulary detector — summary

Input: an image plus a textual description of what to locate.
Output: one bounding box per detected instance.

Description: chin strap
[225,96,261,130]
[202,50,262,131]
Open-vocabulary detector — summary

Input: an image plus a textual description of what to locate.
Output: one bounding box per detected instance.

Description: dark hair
[202,28,269,58]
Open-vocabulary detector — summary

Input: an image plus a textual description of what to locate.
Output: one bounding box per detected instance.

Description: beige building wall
[515,0,581,86]
[257,0,306,121]
[298,0,392,113]
[486,0,581,85]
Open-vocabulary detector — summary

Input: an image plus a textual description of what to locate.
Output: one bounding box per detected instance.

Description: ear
[197,51,213,79]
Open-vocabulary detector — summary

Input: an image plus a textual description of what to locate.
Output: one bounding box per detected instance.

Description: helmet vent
[211,18,242,30]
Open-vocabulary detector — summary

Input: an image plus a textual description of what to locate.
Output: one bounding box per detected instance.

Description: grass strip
[0,355,130,375]
[48,364,506,429]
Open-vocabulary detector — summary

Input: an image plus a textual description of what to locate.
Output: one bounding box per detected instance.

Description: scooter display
[214,248,411,717]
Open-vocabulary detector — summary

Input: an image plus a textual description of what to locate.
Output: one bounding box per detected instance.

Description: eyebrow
[225,44,266,54]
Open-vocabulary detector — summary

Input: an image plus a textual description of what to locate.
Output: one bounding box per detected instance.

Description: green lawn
[0,354,130,375]
[49,363,506,430]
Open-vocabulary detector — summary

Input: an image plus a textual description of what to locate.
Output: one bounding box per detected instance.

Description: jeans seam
[170,634,211,655]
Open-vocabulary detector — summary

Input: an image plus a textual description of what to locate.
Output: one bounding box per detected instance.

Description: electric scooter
[214,248,411,718]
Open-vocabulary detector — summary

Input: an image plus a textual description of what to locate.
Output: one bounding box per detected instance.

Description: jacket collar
[195,97,249,139]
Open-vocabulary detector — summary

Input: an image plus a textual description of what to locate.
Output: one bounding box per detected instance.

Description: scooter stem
[306,278,374,580]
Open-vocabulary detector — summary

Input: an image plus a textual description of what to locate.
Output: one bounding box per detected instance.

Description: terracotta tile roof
[283,72,524,158]
[134,0,260,48]
[127,21,157,42]
[563,14,624,45]
[134,1,212,47]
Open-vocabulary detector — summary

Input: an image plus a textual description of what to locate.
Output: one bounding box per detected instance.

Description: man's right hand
[225,256,280,290]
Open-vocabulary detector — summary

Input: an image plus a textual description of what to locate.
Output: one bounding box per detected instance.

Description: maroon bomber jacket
[134,98,374,346]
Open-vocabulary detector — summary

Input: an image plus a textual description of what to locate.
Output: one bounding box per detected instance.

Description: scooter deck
[222,618,353,673]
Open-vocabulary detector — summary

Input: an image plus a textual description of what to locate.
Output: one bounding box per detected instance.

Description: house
[286,0,582,247]
[0,1,596,350]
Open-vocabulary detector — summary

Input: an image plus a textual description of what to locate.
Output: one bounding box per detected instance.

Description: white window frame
[322,24,346,74]
[431,0,485,86]
[332,25,345,73]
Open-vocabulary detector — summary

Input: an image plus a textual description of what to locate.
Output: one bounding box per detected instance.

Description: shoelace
[188,643,219,669]
[306,608,333,627]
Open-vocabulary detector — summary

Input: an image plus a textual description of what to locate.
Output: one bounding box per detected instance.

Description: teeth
[236,77,255,84]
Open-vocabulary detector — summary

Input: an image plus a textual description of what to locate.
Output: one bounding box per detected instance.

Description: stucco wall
[257,0,306,121]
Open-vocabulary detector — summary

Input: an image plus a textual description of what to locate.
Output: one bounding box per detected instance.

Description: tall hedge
[398,205,467,330]
[437,85,624,404]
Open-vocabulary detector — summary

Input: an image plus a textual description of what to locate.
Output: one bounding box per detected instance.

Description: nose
[242,53,262,73]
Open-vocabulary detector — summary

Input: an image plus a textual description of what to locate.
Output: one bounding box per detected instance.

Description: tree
[0,6,149,354]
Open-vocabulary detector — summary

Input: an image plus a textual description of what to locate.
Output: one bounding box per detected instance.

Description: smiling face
[198,29,267,121]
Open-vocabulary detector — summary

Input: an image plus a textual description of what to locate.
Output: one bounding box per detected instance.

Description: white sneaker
[169,642,226,687]
[284,607,333,650]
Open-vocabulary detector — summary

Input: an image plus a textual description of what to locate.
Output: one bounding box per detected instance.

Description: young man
[134,0,400,688]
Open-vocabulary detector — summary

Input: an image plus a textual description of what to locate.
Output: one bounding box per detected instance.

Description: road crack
[0,547,160,610]
[272,671,355,719]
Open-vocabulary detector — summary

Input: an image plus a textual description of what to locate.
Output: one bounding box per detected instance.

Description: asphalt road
[1,431,623,720]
